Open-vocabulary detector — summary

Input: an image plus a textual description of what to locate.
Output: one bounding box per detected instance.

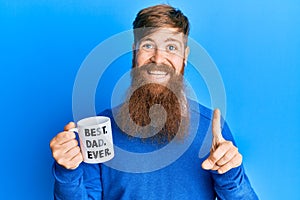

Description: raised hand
[201,109,242,174]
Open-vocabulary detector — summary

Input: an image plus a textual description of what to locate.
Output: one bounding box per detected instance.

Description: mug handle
[68,128,80,145]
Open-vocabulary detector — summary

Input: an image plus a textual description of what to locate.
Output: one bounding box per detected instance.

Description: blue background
[1,0,299,199]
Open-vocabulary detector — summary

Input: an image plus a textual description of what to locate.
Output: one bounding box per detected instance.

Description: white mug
[70,116,114,164]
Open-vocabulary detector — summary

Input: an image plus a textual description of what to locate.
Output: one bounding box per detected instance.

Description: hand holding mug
[50,116,115,169]
[50,122,83,170]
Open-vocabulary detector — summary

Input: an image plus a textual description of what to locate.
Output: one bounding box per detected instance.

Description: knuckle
[50,135,60,148]
[69,147,79,157]
[219,142,229,151]
[66,159,81,170]
[223,153,230,161]
[210,154,218,162]
[52,150,60,159]
[51,143,60,151]
[233,146,238,153]
[56,131,65,138]
[75,154,84,164]
[62,160,76,170]
[64,163,72,170]
[56,158,66,166]
[224,162,233,170]
[65,144,75,153]
[223,166,231,173]
[62,132,70,139]
[49,138,55,147]
[74,152,83,160]
[238,154,243,164]
[49,141,55,149]
[71,139,79,147]
[65,162,75,170]
[226,140,233,146]
[229,159,235,166]
[67,140,78,149]
[75,146,81,154]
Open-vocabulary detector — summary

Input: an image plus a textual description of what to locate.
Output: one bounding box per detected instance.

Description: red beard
[116,63,189,142]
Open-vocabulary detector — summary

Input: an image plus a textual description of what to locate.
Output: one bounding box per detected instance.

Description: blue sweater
[53,102,258,199]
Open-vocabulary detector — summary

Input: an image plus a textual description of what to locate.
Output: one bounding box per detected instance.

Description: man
[50,4,258,199]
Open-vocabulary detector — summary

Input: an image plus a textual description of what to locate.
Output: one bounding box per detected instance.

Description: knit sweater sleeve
[52,162,102,200]
[211,165,258,199]
[211,120,259,200]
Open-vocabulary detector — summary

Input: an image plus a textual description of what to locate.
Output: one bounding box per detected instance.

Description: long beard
[116,63,189,143]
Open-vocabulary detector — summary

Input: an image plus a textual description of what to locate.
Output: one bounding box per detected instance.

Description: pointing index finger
[212,109,224,143]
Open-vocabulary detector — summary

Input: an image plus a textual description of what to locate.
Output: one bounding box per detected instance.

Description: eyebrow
[140,38,155,43]
[164,38,182,48]
[139,37,183,48]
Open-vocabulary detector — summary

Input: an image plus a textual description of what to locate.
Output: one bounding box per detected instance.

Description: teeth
[148,70,168,75]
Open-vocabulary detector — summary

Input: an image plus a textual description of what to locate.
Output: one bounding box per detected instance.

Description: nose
[150,48,166,64]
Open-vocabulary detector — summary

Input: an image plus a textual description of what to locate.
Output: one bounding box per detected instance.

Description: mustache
[138,63,175,75]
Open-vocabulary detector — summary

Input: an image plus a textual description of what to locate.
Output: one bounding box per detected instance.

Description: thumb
[64,122,76,131]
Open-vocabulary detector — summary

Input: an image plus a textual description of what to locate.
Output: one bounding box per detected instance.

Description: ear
[184,46,190,65]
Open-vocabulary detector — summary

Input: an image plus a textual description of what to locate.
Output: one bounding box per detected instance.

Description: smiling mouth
[147,70,168,77]
[142,69,171,83]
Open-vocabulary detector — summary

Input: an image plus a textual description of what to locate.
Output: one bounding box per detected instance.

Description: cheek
[170,56,185,74]
[135,51,152,67]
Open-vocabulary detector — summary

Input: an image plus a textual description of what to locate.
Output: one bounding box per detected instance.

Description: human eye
[141,42,154,50]
[167,44,178,52]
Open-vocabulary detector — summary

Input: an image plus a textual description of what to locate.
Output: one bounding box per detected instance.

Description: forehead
[139,28,185,44]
